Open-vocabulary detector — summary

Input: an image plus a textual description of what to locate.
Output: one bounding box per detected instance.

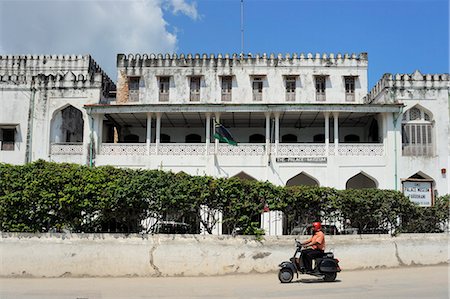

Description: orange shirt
[305,231,325,251]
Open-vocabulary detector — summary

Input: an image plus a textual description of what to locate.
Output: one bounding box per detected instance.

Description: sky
[0,0,448,88]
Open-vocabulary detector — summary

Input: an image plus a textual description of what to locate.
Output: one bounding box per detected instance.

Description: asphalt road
[0,265,448,299]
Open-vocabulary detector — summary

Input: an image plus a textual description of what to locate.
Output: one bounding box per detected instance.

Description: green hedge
[0,160,448,234]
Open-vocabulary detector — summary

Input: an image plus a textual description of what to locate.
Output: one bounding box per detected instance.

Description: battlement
[0,54,115,93]
[364,70,449,103]
[117,52,368,68]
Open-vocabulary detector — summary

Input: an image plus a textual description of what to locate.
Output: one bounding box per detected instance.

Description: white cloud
[167,0,199,20]
[0,0,198,79]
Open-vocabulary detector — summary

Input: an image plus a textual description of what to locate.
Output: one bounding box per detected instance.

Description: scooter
[278,239,341,283]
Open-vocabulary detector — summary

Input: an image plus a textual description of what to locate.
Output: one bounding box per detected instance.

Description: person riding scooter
[301,222,325,273]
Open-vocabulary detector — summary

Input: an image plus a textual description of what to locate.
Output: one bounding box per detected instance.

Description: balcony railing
[100,143,147,155]
[158,144,206,155]
[337,143,384,156]
[210,143,266,156]
[275,144,326,156]
[50,143,83,155]
[93,143,385,157]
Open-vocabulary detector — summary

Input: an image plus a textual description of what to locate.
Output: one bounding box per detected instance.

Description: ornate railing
[100,143,147,155]
[158,144,206,155]
[338,143,384,156]
[96,143,385,156]
[50,143,83,155]
[210,143,266,156]
[275,144,326,156]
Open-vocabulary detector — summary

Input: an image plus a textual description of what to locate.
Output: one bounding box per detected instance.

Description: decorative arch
[249,133,265,143]
[313,134,325,143]
[232,171,257,181]
[402,105,434,156]
[407,171,434,181]
[345,171,378,189]
[286,172,319,187]
[185,133,202,143]
[50,105,84,143]
[344,134,360,143]
[281,134,297,143]
[160,134,171,143]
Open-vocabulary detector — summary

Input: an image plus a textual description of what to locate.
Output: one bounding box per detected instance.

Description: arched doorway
[286,172,319,187]
[346,172,377,189]
[232,171,257,181]
[51,105,84,143]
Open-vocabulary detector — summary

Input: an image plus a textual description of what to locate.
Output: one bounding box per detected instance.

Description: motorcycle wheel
[323,272,337,282]
[278,268,294,283]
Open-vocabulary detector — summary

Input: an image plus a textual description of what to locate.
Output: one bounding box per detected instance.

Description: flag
[214,123,238,146]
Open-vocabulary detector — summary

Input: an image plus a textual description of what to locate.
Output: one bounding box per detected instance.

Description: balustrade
[50,143,83,155]
[92,143,385,157]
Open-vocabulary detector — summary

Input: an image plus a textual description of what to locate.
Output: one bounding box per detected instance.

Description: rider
[301,222,325,273]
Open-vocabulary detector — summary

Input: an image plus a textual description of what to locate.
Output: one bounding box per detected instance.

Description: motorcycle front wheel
[278,268,294,283]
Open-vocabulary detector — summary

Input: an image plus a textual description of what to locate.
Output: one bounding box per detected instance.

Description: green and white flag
[213,123,238,146]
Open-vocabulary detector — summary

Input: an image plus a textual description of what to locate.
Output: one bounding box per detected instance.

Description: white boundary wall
[1,233,448,277]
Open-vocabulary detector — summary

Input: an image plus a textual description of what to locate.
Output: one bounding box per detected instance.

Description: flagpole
[241,0,244,54]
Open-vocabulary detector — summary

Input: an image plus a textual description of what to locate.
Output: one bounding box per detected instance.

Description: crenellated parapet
[117,52,368,69]
[0,54,115,96]
[365,70,449,103]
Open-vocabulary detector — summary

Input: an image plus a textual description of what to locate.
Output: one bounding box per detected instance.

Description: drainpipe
[392,107,403,190]
[90,115,94,168]
[25,81,36,164]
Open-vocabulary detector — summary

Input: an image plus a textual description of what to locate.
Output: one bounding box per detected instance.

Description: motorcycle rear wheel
[323,272,337,282]
[278,268,294,283]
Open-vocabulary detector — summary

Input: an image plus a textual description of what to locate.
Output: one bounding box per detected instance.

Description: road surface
[0,265,448,299]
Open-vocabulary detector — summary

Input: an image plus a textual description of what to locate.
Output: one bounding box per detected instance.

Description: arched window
[402,106,433,156]
[249,133,265,143]
[346,172,377,189]
[185,134,202,143]
[281,134,297,143]
[160,134,171,143]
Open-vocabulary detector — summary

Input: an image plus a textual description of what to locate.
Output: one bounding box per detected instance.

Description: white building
[1,52,448,208]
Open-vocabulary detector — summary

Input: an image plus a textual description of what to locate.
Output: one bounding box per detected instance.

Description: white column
[324,112,330,156]
[274,112,280,155]
[214,113,220,155]
[333,112,339,155]
[265,112,271,155]
[97,114,103,153]
[156,113,161,154]
[205,113,211,155]
[146,113,152,155]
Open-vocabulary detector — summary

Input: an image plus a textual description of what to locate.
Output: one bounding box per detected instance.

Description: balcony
[50,142,83,155]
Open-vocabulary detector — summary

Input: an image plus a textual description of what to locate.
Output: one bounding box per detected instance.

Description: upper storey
[116,52,368,105]
[0,54,115,97]
[364,70,449,104]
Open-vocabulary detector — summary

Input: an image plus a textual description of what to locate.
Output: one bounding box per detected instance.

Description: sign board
[276,157,327,163]
[402,180,433,207]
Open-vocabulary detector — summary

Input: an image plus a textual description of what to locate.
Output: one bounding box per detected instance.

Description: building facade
[1,53,449,223]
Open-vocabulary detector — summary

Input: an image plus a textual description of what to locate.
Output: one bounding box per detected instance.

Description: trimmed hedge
[0,160,448,234]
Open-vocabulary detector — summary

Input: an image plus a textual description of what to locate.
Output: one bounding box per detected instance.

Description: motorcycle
[278,239,341,283]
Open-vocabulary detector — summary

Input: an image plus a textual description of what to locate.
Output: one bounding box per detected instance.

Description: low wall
[1,233,448,277]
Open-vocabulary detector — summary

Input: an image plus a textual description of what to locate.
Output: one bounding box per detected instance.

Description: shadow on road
[292,279,342,284]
